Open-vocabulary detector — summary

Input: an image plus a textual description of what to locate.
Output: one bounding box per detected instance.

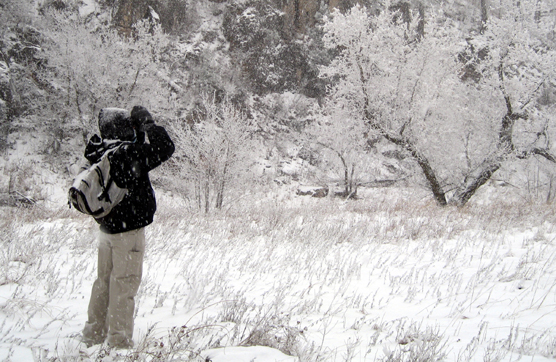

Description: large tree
[39,8,174,137]
[319,1,556,206]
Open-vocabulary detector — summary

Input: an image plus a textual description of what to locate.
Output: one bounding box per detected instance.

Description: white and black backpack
[68,144,127,219]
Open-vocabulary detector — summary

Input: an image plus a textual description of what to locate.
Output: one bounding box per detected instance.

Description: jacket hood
[98,108,134,141]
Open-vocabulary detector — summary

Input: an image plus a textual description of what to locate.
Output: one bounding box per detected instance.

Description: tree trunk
[215,173,226,210]
[404,139,447,206]
[416,2,425,41]
[450,63,530,206]
[343,158,349,196]
[196,179,202,211]
[378,131,447,205]
[204,180,210,213]
[363,128,448,206]
[215,184,224,209]
[0,54,18,152]
[348,163,357,199]
[480,0,488,34]
[216,145,231,210]
[534,0,542,23]
[452,159,501,206]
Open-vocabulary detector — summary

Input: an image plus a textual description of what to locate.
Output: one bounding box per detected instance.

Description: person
[81,106,174,349]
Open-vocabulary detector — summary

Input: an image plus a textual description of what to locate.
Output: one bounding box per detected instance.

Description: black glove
[131,105,154,131]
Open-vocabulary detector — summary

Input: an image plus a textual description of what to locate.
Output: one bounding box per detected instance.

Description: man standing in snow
[81,106,174,349]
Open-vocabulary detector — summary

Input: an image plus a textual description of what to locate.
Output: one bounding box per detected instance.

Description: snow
[1,186,556,361]
[79,0,97,17]
[148,6,160,22]
[202,346,297,361]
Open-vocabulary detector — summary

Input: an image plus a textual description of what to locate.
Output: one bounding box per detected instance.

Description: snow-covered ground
[1,186,555,361]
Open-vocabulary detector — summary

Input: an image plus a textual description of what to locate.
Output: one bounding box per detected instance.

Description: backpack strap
[95,164,112,203]
[95,143,128,203]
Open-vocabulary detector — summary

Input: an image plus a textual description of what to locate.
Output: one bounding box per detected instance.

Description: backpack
[68,144,127,219]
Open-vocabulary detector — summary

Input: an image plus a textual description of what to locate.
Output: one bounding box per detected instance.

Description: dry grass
[1,186,555,361]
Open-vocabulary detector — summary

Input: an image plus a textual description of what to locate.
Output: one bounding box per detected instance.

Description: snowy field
[1,186,555,361]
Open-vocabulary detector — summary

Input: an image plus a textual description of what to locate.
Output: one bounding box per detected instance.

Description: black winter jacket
[85,123,175,234]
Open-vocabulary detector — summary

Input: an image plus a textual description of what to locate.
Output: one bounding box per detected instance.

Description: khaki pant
[82,228,145,348]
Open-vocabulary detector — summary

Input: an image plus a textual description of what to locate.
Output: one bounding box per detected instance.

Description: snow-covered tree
[168,93,255,212]
[319,1,556,205]
[308,104,388,198]
[0,0,44,149]
[451,0,556,204]
[39,8,174,139]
